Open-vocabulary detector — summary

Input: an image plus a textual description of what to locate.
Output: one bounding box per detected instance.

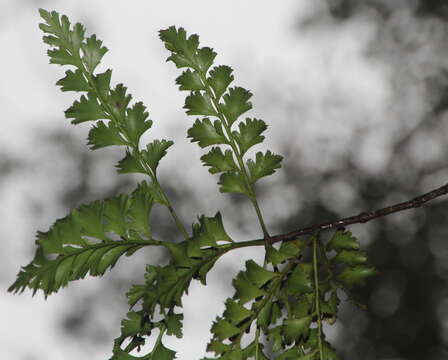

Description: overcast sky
[2,1,446,359]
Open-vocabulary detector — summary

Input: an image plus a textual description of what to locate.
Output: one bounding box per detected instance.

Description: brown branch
[268,182,448,244]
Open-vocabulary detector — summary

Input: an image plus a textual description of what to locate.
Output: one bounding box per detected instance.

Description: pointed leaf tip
[141,139,174,174]
[187,118,227,148]
[65,93,106,124]
[233,118,267,156]
[247,150,283,184]
[184,92,217,117]
[221,87,253,126]
[201,147,237,174]
[81,34,108,73]
[88,120,128,150]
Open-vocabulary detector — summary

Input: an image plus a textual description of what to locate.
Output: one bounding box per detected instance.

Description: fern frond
[9,183,157,296]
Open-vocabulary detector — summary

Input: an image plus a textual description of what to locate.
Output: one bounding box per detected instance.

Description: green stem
[197,73,270,241]
[255,326,261,360]
[75,58,189,240]
[218,238,265,251]
[151,324,166,355]
[234,261,295,345]
[312,235,324,360]
[152,176,190,240]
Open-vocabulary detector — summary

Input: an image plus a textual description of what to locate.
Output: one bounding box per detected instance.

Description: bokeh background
[2,1,448,359]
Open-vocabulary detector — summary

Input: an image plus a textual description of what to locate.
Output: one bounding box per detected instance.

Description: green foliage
[37,8,172,183]
[113,213,233,358]
[202,232,372,360]
[160,25,282,202]
[328,230,378,288]
[8,183,156,296]
[8,10,381,360]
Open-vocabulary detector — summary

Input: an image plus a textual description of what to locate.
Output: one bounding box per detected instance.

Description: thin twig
[267,182,448,245]
[312,235,324,360]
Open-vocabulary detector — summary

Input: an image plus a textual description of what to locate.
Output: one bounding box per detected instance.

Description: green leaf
[160,27,216,73]
[81,34,108,73]
[280,240,306,256]
[128,182,154,237]
[220,87,252,126]
[186,236,203,260]
[320,291,340,317]
[291,294,313,318]
[208,65,234,100]
[65,93,106,124]
[189,212,232,257]
[333,250,367,266]
[124,102,153,147]
[321,341,339,360]
[223,299,252,325]
[70,22,86,51]
[47,47,79,66]
[165,313,183,338]
[233,272,265,304]
[187,118,227,148]
[245,259,277,288]
[94,69,112,97]
[218,172,249,195]
[266,241,303,266]
[221,349,244,360]
[141,139,174,174]
[56,69,90,92]
[197,255,219,285]
[337,265,377,288]
[141,181,169,206]
[207,340,232,355]
[184,91,217,116]
[39,9,84,52]
[303,328,318,350]
[176,69,205,91]
[232,118,267,156]
[72,201,106,240]
[284,264,313,295]
[42,34,66,48]
[8,192,156,296]
[126,284,146,307]
[138,244,221,314]
[211,318,241,340]
[194,212,233,245]
[282,316,312,344]
[120,311,144,337]
[116,151,146,174]
[108,84,132,121]
[266,245,290,266]
[268,326,283,353]
[164,242,193,268]
[103,195,131,237]
[201,147,237,174]
[159,26,198,53]
[257,301,282,329]
[326,230,360,251]
[151,342,176,360]
[247,151,283,184]
[39,9,70,37]
[159,26,199,67]
[242,340,269,360]
[142,264,189,309]
[196,47,217,73]
[88,121,128,149]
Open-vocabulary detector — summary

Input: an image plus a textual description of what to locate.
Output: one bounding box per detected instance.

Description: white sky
[1,1,443,359]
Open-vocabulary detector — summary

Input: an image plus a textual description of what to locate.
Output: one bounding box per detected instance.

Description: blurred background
[2,0,448,359]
